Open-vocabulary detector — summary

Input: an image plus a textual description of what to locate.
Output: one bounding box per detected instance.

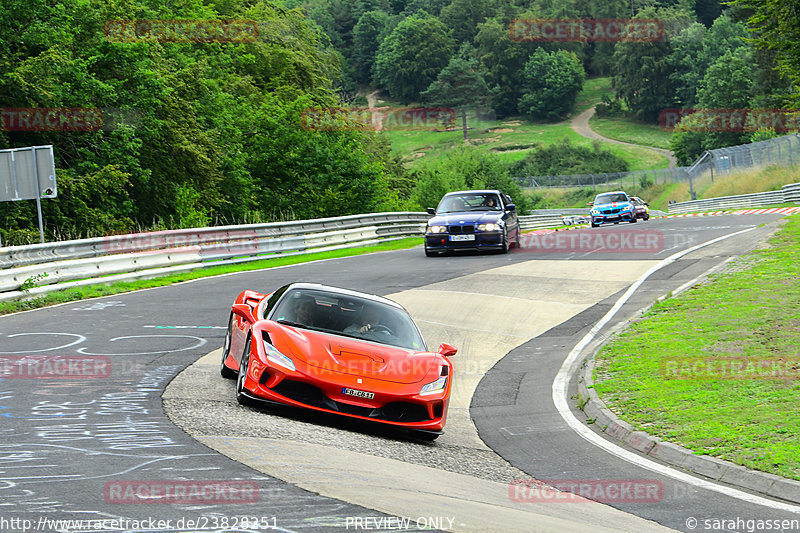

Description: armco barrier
[0,208,613,301]
[0,213,429,301]
[668,183,800,214]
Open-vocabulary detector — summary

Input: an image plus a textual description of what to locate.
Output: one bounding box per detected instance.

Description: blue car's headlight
[477,223,499,231]
[420,376,447,395]
[264,343,295,371]
[427,225,447,233]
[591,209,599,216]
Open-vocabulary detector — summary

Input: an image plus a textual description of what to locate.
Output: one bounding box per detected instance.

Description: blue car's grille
[448,225,475,234]
[602,208,621,214]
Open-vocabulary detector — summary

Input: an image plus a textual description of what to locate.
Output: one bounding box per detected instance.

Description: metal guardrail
[0,213,429,301]
[2,205,676,302]
[668,183,800,214]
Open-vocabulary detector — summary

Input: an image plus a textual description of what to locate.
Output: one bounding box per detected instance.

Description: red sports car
[220,282,457,440]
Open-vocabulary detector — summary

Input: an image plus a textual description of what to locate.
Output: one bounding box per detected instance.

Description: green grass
[589,115,673,150]
[0,238,421,316]
[377,76,670,172]
[382,117,669,171]
[575,76,614,113]
[593,215,800,480]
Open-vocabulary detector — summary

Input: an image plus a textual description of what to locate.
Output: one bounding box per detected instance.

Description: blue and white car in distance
[424,190,520,256]
[589,191,637,228]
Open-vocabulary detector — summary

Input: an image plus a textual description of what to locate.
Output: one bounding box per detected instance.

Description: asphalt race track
[2,214,799,533]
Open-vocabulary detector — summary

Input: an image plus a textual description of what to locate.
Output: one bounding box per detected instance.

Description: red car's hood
[275,326,437,384]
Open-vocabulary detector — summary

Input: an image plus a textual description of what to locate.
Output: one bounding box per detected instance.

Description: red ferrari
[220,283,457,440]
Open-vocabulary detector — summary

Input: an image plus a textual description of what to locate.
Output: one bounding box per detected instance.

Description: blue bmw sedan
[424,190,520,256]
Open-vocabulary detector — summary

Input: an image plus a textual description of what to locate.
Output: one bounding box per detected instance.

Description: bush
[508,139,629,179]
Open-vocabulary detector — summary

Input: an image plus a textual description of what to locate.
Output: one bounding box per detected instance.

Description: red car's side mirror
[438,343,457,356]
[231,303,254,322]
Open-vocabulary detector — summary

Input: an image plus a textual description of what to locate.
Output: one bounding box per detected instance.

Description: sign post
[0,145,57,244]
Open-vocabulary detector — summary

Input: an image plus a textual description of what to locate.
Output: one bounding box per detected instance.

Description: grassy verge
[589,114,673,150]
[0,238,421,316]
[593,215,800,480]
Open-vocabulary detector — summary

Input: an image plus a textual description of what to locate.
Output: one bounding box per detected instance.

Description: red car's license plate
[342,387,375,399]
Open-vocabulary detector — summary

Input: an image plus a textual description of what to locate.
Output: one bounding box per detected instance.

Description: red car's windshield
[270,288,426,351]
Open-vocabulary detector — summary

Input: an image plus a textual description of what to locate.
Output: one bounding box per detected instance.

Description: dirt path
[365,89,387,131]
[571,106,677,168]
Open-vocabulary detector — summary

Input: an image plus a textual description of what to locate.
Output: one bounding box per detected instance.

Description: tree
[352,10,392,83]
[667,22,707,108]
[439,0,500,44]
[373,12,455,102]
[473,18,531,117]
[732,0,800,107]
[612,8,691,122]
[420,46,491,140]
[412,148,528,212]
[518,48,585,121]
[670,47,756,164]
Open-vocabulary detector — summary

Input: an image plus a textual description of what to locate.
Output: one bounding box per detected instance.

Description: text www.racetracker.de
[0,515,278,532]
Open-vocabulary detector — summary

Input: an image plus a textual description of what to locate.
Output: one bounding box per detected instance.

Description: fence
[687,134,800,179]
[514,134,800,190]
[668,182,800,214]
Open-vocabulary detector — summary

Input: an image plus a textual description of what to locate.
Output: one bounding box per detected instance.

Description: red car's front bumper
[242,347,451,433]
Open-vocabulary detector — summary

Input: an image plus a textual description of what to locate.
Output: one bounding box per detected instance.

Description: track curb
[575,242,800,507]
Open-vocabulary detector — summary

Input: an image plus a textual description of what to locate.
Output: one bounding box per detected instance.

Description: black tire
[220,313,237,379]
[500,228,509,254]
[644,214,650,221]
[591,222,599,228]
[425,247,438,257]
[629,216,637,224]
[236,336,255,406]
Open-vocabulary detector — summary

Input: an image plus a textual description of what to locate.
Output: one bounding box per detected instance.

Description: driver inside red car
[345,303,386,334]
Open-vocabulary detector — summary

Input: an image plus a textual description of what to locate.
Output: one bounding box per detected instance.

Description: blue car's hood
[594,201,632,210]
[429,211,504,225]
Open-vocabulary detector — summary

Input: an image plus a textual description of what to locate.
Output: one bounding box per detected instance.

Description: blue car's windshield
[594,193,628,205]
[437,193,501,213]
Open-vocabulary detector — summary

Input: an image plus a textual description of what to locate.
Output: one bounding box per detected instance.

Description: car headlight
[264,343,295,371]
[477,223,499,231]
[591,209,599,216]
[420,376,447,395]
[427,225,447,233]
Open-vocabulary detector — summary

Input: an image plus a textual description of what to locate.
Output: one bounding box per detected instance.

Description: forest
[0,0,797,243]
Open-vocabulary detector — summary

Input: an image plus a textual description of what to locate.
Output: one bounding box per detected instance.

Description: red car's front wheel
[236,336,255,406]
